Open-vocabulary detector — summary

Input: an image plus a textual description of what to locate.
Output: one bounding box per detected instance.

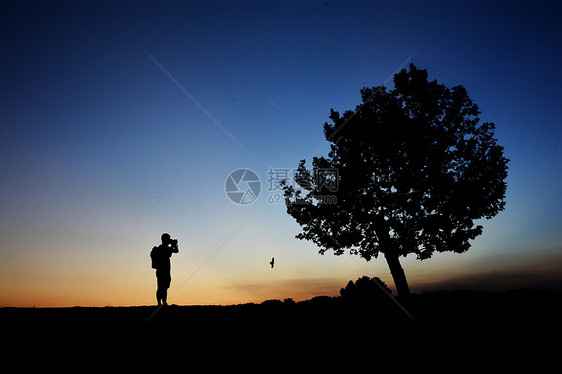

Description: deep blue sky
[1,1,561,306]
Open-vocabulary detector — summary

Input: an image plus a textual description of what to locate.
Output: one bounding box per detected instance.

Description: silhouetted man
[151,233,179,306]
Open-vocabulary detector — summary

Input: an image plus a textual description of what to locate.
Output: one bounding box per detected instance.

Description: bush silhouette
[340,276,392,303]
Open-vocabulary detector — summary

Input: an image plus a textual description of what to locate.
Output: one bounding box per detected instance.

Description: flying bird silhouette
[270,257,275,268]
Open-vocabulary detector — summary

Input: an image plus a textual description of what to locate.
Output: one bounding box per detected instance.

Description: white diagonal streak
[145,51,250,156]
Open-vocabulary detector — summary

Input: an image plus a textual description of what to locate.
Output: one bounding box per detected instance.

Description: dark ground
[2,289,560,367]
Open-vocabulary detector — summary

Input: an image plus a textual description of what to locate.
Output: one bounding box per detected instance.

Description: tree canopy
[282,64,509,296]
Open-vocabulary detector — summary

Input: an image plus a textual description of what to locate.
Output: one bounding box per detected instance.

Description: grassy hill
[3,288,560,339]
[2,288,560,368]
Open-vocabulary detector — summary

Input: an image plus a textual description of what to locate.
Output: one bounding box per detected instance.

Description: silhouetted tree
[282,64,509,297]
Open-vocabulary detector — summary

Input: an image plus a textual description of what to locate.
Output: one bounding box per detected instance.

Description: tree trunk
[385,252,411,298]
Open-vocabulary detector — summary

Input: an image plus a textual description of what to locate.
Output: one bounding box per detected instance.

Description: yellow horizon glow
[3,246,560,308]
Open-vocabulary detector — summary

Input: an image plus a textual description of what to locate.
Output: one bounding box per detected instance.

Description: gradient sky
[1,1,561,307]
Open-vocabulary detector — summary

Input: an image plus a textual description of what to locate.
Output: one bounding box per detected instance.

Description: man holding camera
[151,233,179,306]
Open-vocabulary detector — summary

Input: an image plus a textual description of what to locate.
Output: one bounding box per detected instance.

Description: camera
[170,239,178,248]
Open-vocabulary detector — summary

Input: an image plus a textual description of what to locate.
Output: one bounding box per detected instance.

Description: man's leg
[156,288,162,306]
[162,288,168,306]
[162,272,171,306]
[156,273,164,306]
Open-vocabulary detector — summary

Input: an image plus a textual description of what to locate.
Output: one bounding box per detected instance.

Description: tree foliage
[282,64,509,296]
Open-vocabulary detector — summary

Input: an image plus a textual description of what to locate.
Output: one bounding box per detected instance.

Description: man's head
[161,233,171,244]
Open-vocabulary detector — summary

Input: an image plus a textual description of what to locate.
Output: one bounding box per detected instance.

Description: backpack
[150,246,159,269]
